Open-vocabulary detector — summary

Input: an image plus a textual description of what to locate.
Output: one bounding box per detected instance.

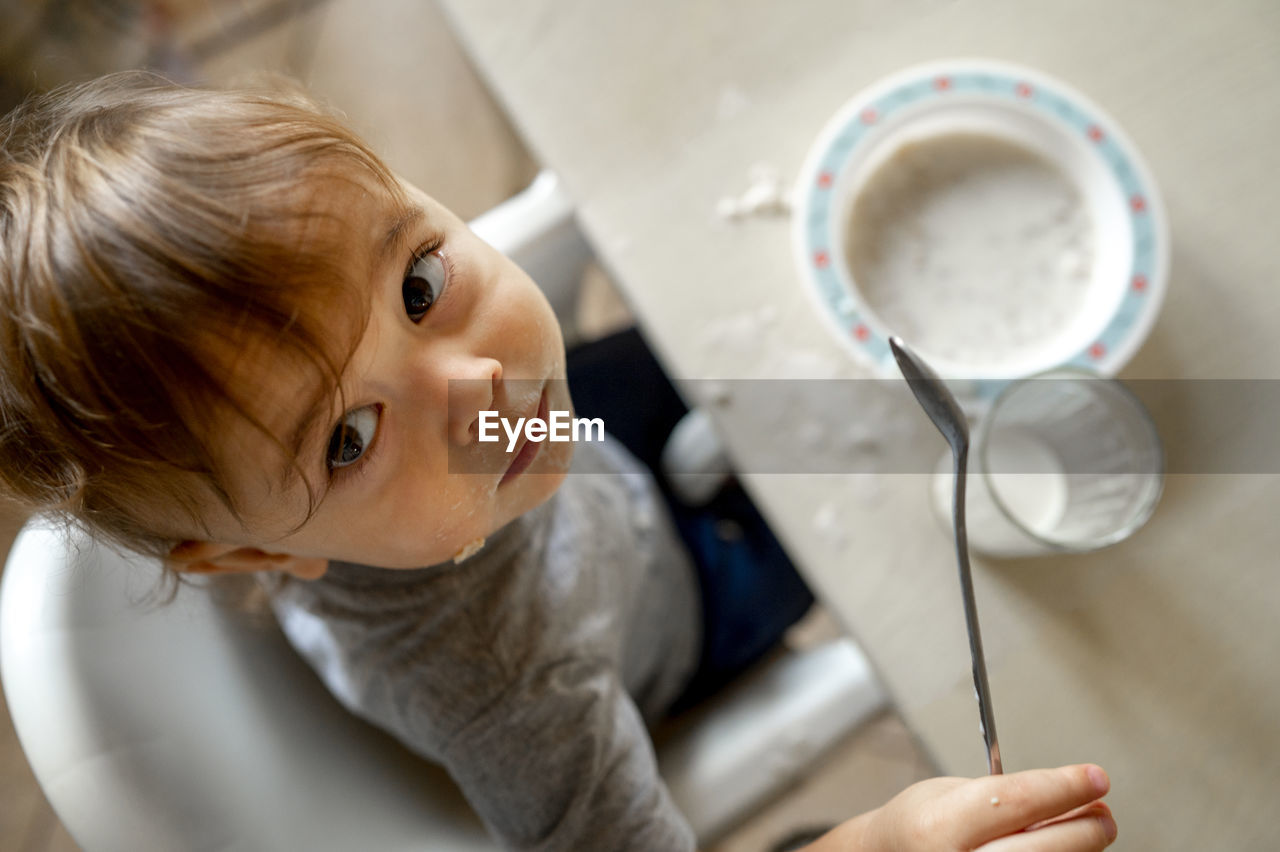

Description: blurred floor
[0,2,934,849]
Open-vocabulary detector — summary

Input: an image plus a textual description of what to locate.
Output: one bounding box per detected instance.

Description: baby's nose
[446,357,503,445]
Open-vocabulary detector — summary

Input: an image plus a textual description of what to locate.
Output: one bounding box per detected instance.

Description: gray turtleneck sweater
[263,436,702,851]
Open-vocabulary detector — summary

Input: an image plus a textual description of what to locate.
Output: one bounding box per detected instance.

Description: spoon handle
[954,444,1003,775]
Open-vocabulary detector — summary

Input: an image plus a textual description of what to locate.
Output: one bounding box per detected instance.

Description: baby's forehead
[193,330,341,525]
[287,169,414,274]
[192,170,425,513]
[193,181,392,489]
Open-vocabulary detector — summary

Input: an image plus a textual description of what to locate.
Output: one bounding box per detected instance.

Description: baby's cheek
[511,272,565,369]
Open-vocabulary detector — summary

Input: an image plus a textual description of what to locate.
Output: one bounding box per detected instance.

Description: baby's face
[200,174,573,569]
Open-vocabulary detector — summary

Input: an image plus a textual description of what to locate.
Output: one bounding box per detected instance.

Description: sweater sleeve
[426,653,696,852]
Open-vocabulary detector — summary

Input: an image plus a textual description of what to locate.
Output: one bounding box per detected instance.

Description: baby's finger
[952,765,1110,848]
[977,810,1117,851]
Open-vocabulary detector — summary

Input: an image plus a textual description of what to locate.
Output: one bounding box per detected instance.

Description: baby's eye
[327,406,379,470]
[403,248,447,323]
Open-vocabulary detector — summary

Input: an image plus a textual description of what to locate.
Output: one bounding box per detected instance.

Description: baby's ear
[167,540,328,580]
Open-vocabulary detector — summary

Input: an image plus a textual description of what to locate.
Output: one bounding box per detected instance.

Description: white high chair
[0,173,887,851]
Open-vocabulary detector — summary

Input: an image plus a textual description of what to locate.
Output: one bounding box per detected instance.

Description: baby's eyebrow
[380,205,427,263]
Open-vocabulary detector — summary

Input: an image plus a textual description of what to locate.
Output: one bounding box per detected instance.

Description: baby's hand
[863,764,1115,851]
[805,764,1116,851]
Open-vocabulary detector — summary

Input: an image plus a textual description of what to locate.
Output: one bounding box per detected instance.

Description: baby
[0,74,1116,851]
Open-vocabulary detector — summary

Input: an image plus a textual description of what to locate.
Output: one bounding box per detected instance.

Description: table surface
[439,2,1280,848]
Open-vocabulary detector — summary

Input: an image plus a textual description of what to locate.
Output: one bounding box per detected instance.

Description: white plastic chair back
[2,521,495,851]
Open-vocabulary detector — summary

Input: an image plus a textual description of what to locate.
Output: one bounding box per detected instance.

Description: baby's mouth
[499,385,548,485]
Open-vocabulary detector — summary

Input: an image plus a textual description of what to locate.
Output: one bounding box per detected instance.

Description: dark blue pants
[566,327,814,712]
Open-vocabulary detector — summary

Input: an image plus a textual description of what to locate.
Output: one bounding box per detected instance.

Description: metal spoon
[889,336,1003,775]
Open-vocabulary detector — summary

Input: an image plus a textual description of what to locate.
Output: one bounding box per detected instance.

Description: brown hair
[0,72,405,560]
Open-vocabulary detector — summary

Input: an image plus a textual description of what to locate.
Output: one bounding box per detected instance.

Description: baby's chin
[430,463,566,566]
[504,441,572,506]
[517,443,572,499]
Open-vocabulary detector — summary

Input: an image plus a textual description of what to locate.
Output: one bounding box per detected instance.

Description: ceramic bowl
[792,59,1168,397]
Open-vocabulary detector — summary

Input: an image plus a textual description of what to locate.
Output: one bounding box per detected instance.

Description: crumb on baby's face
[189,173,574,571]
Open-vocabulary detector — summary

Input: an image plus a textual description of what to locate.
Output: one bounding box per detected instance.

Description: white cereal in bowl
[845,132,1093,370]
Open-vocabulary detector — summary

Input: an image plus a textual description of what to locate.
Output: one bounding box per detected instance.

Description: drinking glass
[932,369,1163,557]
